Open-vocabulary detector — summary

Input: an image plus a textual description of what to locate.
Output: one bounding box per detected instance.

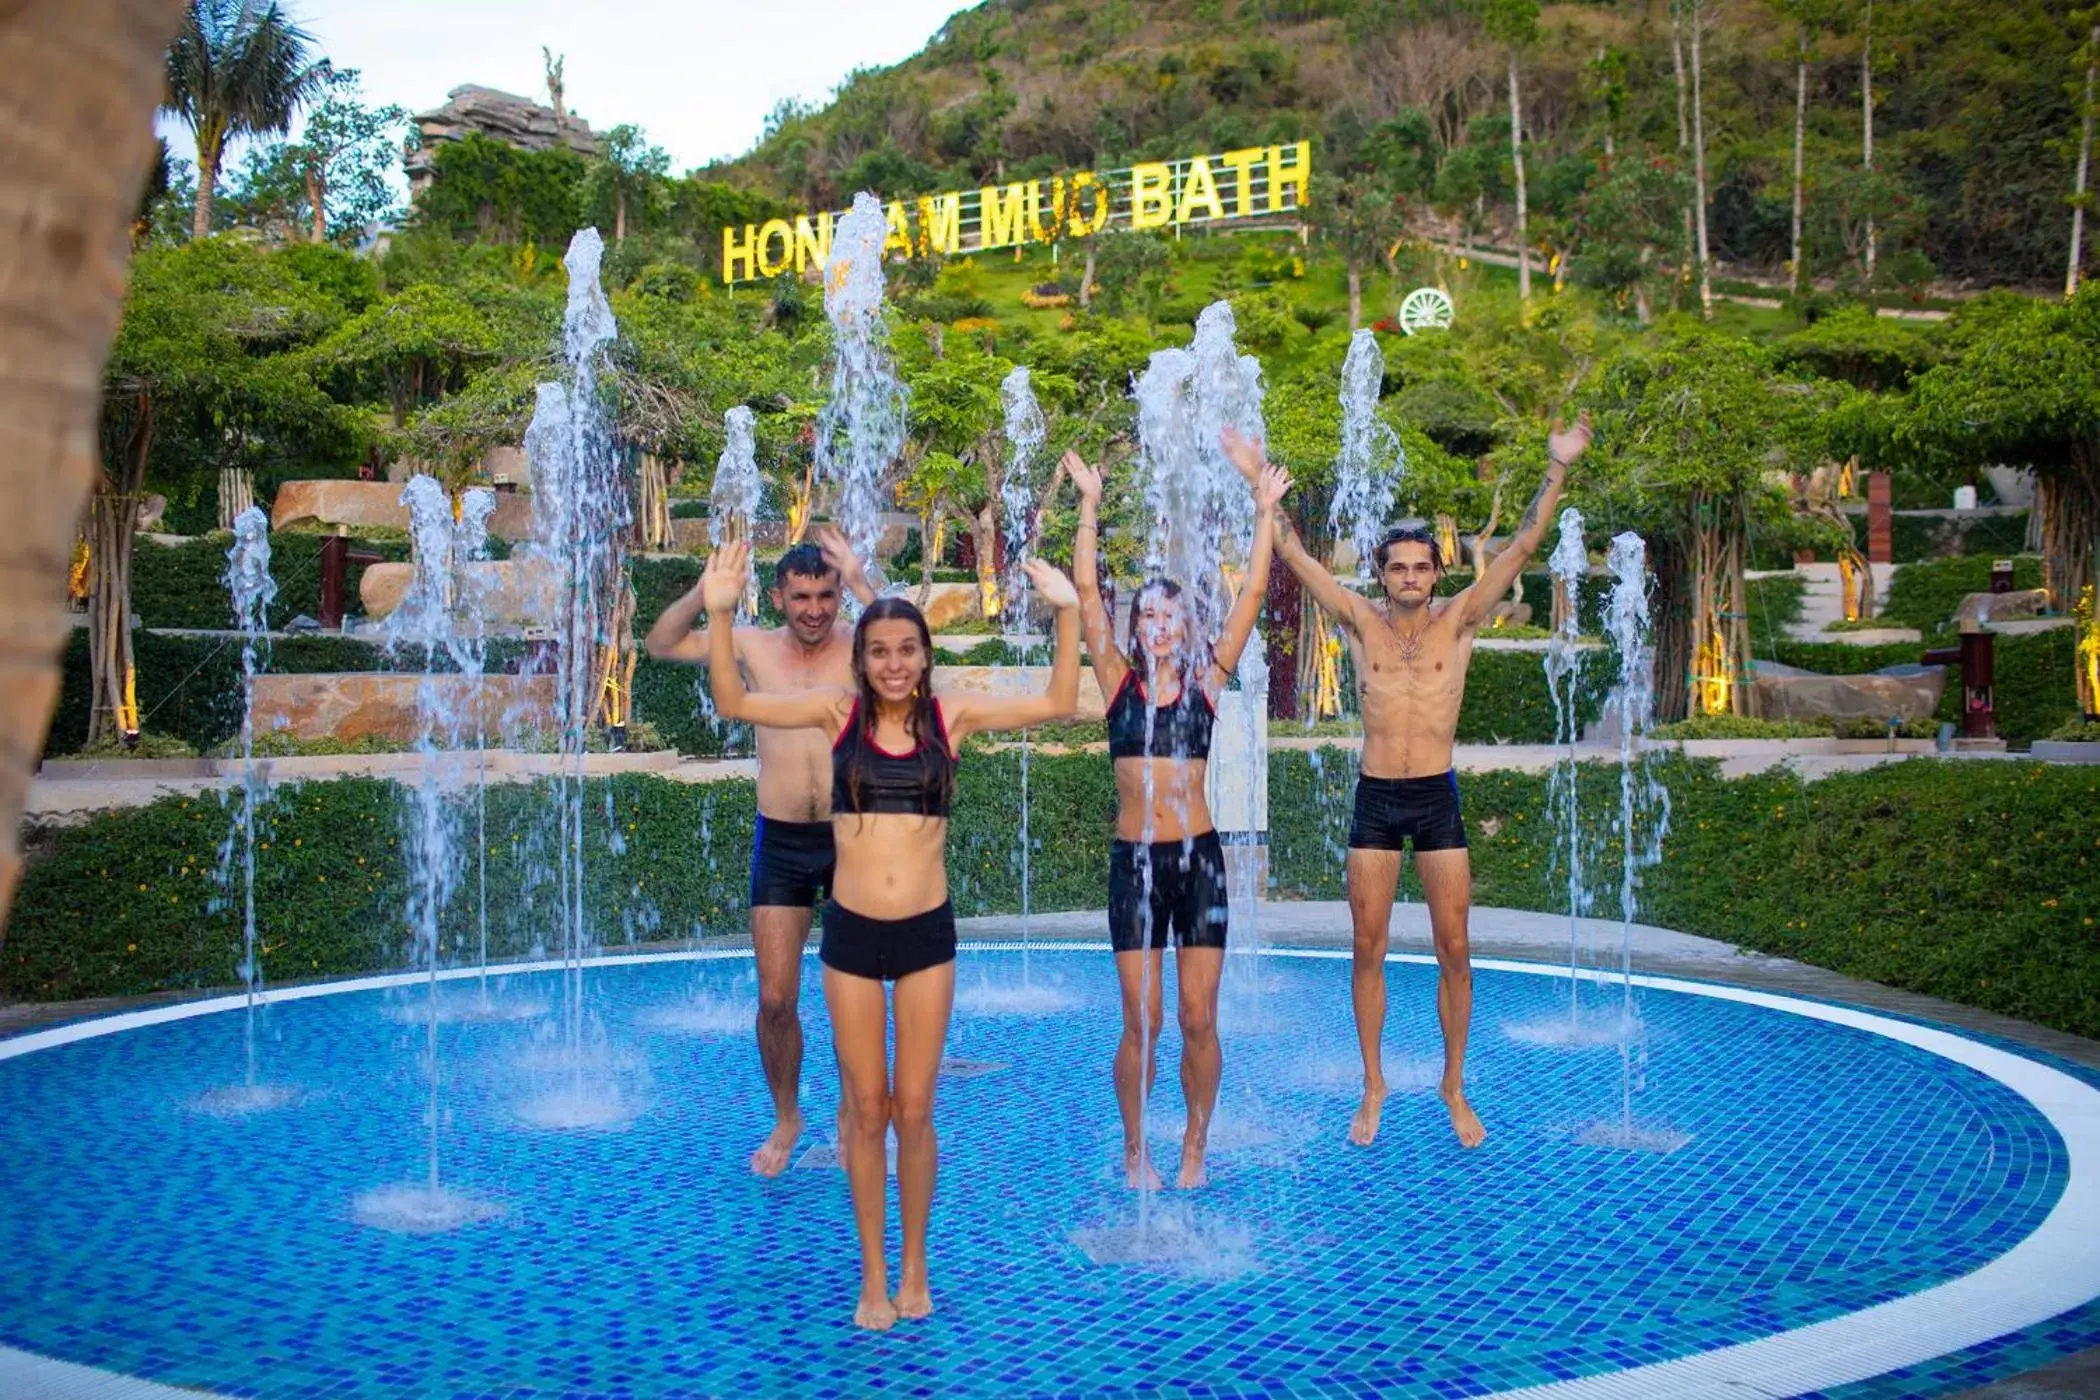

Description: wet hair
[847,596,950,816]
[773,543,834,590]
[1373,526,1444,575]
[1125,576,1209,691]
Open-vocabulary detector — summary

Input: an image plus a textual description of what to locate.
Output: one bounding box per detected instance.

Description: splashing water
[1544,508,1601,1036]
[816,192,907,578]
[517,229,633,1103]
[1329,330,1404,579]
[1582,532,1682,1152]
[203,507,293,1115]
[997,366,1050,968]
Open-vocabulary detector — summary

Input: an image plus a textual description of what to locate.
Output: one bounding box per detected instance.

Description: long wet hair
[846,596,951,815]
[1125,576,1210,696]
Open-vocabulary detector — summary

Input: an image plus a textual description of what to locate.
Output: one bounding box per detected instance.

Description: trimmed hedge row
[7,754,2094,1037]
[131,531,510,631]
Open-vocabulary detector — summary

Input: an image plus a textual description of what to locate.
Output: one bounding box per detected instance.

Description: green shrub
[9,759,2097,1036]
[1832,716,1941,740]
[1651,715,1833,740]
[1881,554,2044,636]
[2046,718,2100,743]
[71,732,200,760]
[128,530,515,631]
[1889,512,2029,564]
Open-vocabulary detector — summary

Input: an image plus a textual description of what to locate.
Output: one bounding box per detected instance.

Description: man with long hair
[644,527,877,1175]
[1226,415,1592,1150]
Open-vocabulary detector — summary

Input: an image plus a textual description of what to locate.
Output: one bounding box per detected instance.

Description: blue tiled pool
[1,945,2095,1399]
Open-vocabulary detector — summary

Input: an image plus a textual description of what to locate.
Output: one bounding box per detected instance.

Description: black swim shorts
[819,900,958,981]
[749,815,836,909]
[1348,771,1469,853]
[1108,830,1230,953]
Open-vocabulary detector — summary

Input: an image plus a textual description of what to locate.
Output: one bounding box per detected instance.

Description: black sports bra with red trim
[1105,672,1215,761]
[831,700,956,817]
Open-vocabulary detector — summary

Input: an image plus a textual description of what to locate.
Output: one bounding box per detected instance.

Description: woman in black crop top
[701,539,1081,1333]
[1055,445,1290,1191]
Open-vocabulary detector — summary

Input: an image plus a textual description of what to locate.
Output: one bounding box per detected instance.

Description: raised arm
[644,570,730,665]
[1208,460,1291,691]
[1219,426,1371,634]
[1059,451,1129,696]
[703,542,850,735]
[943,560,1082,740]
[815,523,881,607]
[1457,411,1590,628]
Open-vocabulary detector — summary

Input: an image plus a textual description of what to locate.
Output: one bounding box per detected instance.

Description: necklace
[1389,610,1430,664]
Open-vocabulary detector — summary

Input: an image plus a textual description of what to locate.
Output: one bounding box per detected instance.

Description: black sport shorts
[749,816,836,909]
[819,900,958,981]
[1348,772,1469,853]
[1108,830,1230,953]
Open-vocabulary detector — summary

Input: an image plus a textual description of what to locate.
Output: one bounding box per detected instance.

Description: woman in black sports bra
[1055,447,1290,1190]
[700,539,1081,1332]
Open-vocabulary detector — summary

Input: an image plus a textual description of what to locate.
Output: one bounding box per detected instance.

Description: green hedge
[130,531,512,631]
[10,755,2095,1037]
[1764,629,2078,746]
[1888,512,2029,564]
[1880,554,2045,636]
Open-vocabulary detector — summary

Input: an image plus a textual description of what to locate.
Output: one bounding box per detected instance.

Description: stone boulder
[359,557,561,626]
[1955,588,2048,631]
[249,673,557,744]
[918,582,984,632]
[405,86,598,193]
[1748,659,1948,723]
[273,479,537,540]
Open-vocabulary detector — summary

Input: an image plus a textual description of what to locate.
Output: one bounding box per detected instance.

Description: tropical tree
[1477,0,1540,303]
[1312,109,1438,330]
[290,70,406,243]
[893,331,1012,612]
[2070,7,2099,297]
[1773,0,1843,296]
[1583,324,1823,719]
[589,124,672,245]
[162,0,330,240]
[1897,287,2100,712]
[90,239,354,745]
[309,282,510,431]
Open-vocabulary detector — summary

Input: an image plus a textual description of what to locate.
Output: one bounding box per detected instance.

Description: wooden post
[1866,471,1892,566]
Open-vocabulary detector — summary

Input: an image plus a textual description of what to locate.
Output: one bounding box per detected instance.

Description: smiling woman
[701,535,1084,1332]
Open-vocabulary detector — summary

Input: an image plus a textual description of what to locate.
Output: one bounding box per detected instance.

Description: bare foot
[1442,1085,1486,1148]
[892,1276,935,1321]
[1176,1139,1209,1189]
[749,1111,803,1178]
[1124,1146,1164,1189]
[1348,1080,1388,1147]
[853,1288,898,1332]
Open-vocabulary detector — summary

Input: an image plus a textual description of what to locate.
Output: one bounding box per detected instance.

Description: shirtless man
[1225,414,1592,1150]
[644,527,878,1175]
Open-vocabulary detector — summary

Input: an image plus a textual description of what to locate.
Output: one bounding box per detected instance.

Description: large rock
[249,673,558,744]
[1955,588,2048,631]
[1748,659,1948,723]
[273,480,537,540]
[919,582,984,631]
[405,86,599,193]
[934,666,1110,722]
[359,557,560,625]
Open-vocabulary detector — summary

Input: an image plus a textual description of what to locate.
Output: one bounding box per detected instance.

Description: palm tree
[0,0,190,937]
[163,0,328,239]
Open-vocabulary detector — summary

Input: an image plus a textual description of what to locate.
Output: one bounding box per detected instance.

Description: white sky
[159,0,970,174]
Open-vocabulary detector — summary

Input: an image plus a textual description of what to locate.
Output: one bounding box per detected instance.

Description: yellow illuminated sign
[720,142,1312,284]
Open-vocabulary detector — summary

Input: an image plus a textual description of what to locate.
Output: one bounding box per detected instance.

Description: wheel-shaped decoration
[1398,286,1455,335]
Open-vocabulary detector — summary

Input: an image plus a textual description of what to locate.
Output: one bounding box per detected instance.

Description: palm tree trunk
[192,131,222,241]
[1079,241,1097,308]
[1862,0,1877,286]
[1508,51,1530,303]
[1347,263,1363,331]
[2070,24,2098,299]
[0,0,185,934]
[1690,0,1713,319]
[1792,32,1809,297]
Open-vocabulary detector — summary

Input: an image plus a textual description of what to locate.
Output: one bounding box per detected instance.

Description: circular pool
[1,943,2095,1399]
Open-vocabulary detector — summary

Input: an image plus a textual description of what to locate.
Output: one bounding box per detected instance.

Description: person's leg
[1113,947,1166,1188]
[749,905,812,1176]
[1415,847,1485,1148]
[888,957,955,1320]
[1174,944,1223,1187]
[1345,847,1403,1146]
[822,964,897,1330]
